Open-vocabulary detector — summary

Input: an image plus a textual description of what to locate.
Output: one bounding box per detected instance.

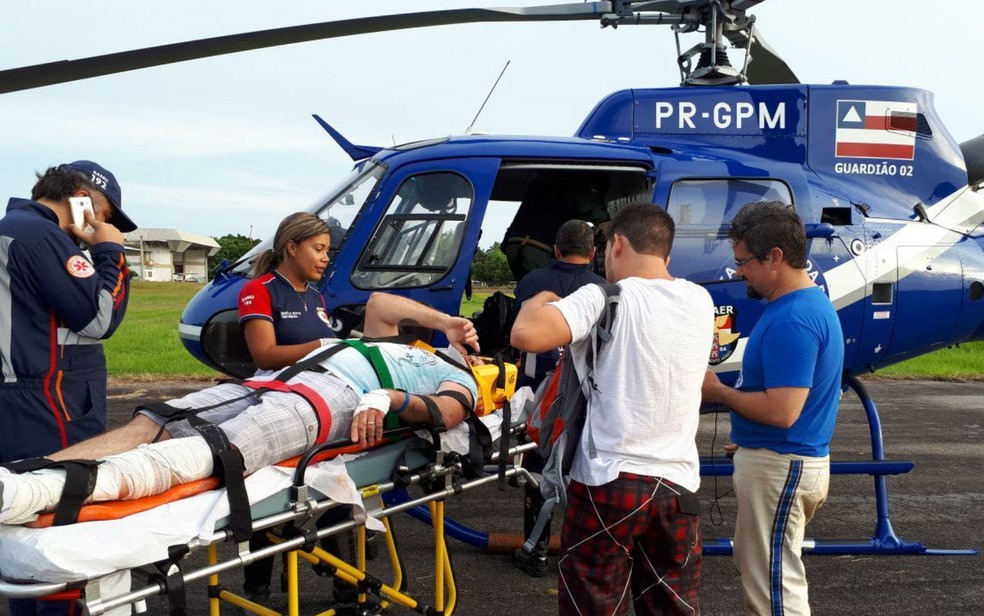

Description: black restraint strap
[494,355,511,489]
[435,390,492,479]
[417,395,446,453]
[434,390,472,413]
[183,416,253,544]
[152,544,190,616]
[130,401,252,541]
[1,458,101,526]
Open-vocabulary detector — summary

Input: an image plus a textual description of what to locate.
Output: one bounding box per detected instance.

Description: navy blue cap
[61,160,136,232]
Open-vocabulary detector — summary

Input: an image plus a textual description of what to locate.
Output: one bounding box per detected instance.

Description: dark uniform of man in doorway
[510,219,605,577]
[0,160,136,616]
[502,172,610,282]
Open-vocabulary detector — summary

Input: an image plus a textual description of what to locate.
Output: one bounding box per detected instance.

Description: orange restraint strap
[240,379,333,445]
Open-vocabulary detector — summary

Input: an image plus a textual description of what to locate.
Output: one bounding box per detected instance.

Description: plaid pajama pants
[558,473,702,616]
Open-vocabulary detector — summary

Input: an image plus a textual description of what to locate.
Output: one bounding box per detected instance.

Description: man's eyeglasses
[734,248,774,269]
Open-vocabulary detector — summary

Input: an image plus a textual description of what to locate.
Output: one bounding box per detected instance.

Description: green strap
[341,339,394,388]
[341,339,400,430]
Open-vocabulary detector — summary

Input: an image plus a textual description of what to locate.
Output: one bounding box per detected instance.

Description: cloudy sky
[1,0,981,246]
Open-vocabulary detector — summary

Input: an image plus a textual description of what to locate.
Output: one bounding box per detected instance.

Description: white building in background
[123,229,221,282]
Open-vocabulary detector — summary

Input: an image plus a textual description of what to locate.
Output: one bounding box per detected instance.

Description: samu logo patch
[66,255,95,278]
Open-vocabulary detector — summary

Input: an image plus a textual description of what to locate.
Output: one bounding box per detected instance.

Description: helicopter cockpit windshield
[351,172,474,289]
[229,160,387,276]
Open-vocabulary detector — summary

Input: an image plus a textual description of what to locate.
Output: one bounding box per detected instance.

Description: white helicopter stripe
[825,186,984,309]
[710,186,984,373]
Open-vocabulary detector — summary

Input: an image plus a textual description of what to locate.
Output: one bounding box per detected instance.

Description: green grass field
[103,282,984,380]
[104,281,218,379]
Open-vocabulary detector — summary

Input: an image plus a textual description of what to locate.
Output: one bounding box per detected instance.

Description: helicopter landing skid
[701,374,978,556]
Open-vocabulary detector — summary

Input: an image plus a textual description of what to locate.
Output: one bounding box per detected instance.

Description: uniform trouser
[502,238,553,283]
[732,447,830,616]
[8,597,81,616]
[3,371,106,616]
[558,474,702,616]
[0,371,107,463]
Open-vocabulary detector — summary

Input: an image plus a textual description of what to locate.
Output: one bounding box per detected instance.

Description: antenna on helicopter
[465,60,511,135]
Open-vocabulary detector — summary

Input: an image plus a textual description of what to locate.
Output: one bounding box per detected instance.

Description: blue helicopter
[3,0,982,555]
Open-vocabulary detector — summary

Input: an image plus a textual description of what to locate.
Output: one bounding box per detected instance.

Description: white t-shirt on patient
[552,276,714,493]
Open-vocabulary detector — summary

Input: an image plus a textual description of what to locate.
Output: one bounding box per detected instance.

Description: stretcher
[0,400,539,616]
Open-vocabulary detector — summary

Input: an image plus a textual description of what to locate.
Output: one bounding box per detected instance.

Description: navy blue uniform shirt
[513,259,606,388]
[0,198,131,461]
[238,271,335,346]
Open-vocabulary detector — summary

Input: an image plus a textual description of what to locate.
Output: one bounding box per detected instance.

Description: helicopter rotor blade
[724,26,798,84]
[0,3,612,94]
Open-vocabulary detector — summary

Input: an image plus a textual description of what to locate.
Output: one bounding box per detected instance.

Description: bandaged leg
[0,437,213,525]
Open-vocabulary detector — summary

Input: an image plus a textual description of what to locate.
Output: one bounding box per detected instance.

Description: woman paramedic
[237,212,338,607]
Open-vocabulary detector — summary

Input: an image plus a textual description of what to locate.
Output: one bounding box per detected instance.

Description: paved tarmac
[2,378,982,615]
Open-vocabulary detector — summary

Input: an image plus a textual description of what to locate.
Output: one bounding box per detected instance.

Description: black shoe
[365,529,380,561]
[511,547,549,578]
[243,583,270,602]
[233,583,271,615]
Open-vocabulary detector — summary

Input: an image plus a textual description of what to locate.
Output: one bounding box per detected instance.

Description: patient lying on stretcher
[0,293,486,526]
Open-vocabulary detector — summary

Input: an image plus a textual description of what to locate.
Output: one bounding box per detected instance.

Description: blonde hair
[253,212,331,277]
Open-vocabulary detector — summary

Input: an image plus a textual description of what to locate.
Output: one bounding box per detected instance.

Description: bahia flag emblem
[835,100,917,160]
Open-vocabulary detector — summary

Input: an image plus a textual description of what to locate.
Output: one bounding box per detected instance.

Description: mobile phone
[69,196,94,232]
[69,196,94,248]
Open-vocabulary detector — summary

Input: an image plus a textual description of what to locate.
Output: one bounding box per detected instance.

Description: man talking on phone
[0,161,135,616]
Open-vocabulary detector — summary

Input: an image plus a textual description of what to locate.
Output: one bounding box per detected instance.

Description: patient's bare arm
[363,292,480,355]
[48,414,167,462]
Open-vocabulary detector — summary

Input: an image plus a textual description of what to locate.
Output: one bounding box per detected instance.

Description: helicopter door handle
[429,283,454,292]
[805,223,836,238]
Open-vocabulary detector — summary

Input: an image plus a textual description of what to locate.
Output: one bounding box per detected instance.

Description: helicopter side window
[667,178,793,229]
[352,172,473,289]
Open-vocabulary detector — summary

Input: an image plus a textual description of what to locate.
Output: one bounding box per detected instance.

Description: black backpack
[471,291,517,360]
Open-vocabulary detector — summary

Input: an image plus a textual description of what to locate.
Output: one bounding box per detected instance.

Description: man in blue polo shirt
[702,201,844,616]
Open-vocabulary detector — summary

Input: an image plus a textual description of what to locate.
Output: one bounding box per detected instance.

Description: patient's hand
[351,390,391,448]
[351,407,386,448]
[445,316,480,356]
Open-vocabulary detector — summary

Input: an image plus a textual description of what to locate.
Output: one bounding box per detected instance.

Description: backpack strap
[583,282,621,459]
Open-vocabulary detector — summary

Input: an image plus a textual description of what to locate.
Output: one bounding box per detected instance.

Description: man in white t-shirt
[512,202,714,615]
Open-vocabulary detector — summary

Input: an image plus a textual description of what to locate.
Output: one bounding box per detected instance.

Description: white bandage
[0,437,215,525]
[354,389,391,420]
[95,437,214,501]
[0,468,66,525]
